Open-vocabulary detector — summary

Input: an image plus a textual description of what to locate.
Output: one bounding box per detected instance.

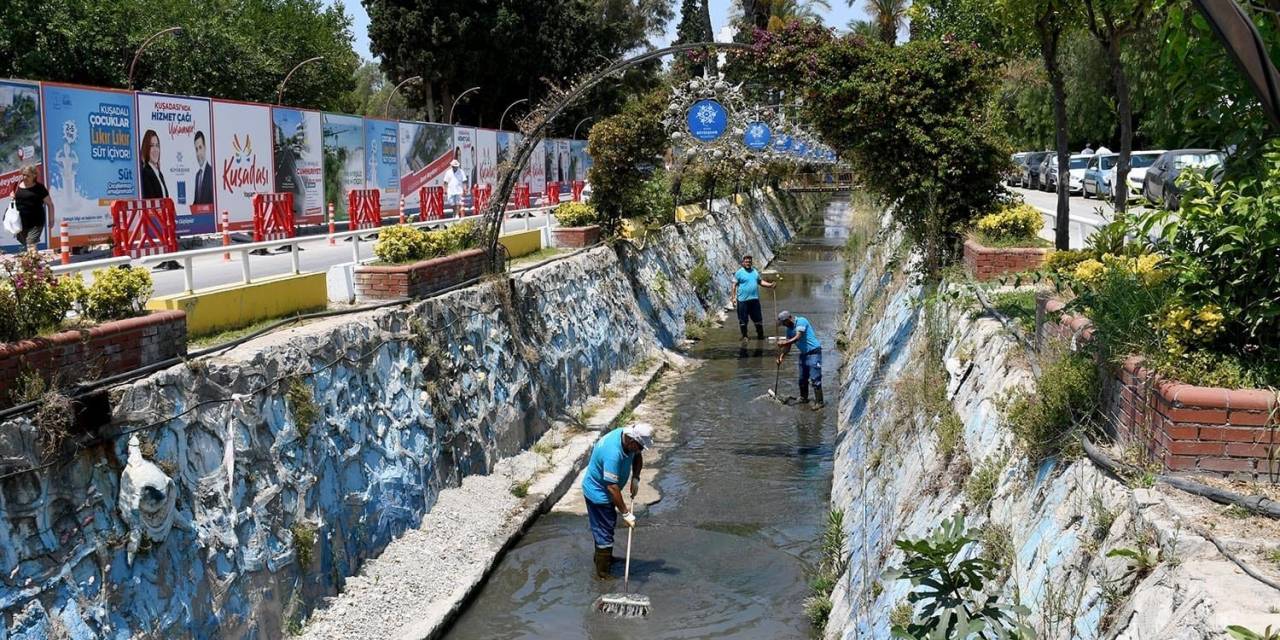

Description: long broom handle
[623,526,633,594]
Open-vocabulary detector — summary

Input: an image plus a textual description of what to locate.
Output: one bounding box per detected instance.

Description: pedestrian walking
[581,423,653,579]
[11,166,51,251]
[445,159,468,215]
[776,310,824,409]
[731,254,775,340]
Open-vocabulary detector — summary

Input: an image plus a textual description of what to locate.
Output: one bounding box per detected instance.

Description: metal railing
[52,203,561,294]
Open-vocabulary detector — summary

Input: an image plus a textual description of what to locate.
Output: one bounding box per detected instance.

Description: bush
[374,225,427,264]
[1044,249,1091,276]
[554,202,599,228]
[0,253,83,342]
[1004,351,1099,464]
[84,266,153,322]
[975,203,1043,244]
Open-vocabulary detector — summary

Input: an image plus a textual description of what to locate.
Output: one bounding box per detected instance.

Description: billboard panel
[0,80,45,251]
[211,100,273,229]
[571,140,592,182]
[271,107,324,226]
[399,121,454,217]
[322,113,364,220]
[364,118,399,215]
[525,139,545,198]
[551,139,571,192]
[475,128,498,190]
[41,84,137,245]
[136,93,215,235]
[453,127,475,199]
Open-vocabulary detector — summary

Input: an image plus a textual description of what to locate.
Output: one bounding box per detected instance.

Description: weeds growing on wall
[689,254,712,301]
[1002,346,1101,465]
[804,509,848,629]
[291,521,317,568]
[284,376,321,440]
[964,456,1006,510]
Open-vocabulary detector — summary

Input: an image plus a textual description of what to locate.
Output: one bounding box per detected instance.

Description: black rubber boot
[812,386,825,410]
[594,547,615,580]
[755,324,765,340]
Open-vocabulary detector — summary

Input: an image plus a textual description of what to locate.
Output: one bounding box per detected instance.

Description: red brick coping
[553,225,601,249]
[963,236,1048,281]
[0,310,188,405]
[354,248,488,302]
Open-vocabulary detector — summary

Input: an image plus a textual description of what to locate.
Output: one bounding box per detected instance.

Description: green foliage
[689,256,712,301]
[373,223,478,265]
[964,456,1005,509]
[83,266,153,322]
[1043,249,1091,276]
[510,479,531,498]
[0,253,84,342]
[553,202,599,228]
[987,290,1038,333]
[586,89,670,233]
[1227,626,1280,640]
[1003,350,1099,464]
[291,521,317,568]
[805,510,848,629]
[285,376,320,440]
[975,203,1043,245]
[884,516,1032,639]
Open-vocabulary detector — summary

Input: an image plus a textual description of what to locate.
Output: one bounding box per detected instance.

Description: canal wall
[0,191,805,639]
[827,218,1278,638]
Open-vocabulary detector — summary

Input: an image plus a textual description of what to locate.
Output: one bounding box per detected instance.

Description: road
[1008,186,1150,249]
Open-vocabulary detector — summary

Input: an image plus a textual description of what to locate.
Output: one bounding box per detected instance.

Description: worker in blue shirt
[581,423,653,579]
[776,310,824,409]
[731,255,776,340]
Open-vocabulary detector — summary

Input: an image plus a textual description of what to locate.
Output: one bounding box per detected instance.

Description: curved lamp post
[448,86,481,124]
[277,56,325,105]
[128,26,183,90]
[383,75,422,118]
[572,116,594,140]
[499,98,528,131]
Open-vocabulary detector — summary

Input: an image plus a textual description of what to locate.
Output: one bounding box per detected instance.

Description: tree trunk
[701,0,717,76]
[1106,36,1134,215]
[425,82,437,123]
[441,84,455,124]
[1038,9,1071,250]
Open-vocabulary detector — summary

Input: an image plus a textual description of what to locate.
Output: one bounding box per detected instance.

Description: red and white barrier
[419,186,445,221]
[251,193,296,242]
[110,198,178,259]
[347,189,381,231]
[572,180,585,202]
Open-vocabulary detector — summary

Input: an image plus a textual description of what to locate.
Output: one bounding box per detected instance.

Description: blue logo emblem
[686,99,728,142]
[773,135,791,153]
[743,121,771,151]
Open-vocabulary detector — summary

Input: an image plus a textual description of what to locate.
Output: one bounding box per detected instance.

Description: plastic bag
[3,202,20,236]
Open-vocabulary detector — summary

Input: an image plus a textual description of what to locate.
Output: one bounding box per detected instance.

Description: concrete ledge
[146,272,327,337]
[498,228,542,259]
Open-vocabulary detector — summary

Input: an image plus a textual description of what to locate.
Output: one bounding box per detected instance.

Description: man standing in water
[582,422,653,579]
[776,311,824,409]
[731,255,776,340]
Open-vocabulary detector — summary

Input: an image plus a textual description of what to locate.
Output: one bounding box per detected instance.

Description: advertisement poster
[364,118,400,215]
[271,107,324,226]
[549,140,571,193]
[0,80,44,251]
[475,128,498,191]
[524,139,546,200]
[136,93,215,235]
[323,113,364,220]
[570,140,592,183]
[211,100,273,230]
[453,127,475,194]
[399,121,454,217]
[41,84,136,245]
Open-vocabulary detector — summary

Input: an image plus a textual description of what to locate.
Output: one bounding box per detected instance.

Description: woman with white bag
[7,166,51,251]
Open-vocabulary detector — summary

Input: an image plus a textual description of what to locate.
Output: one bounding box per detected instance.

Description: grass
[987,289,1039,334]
[508,247,566,268]
[980,523,1016,574]
[291,522,317,568]
[188,310,323,348]
[1002,347,1100,464]
[964,456,1005,509]
[1266,547,1280,568]
[804,510,848,629]
[284,376,320,440]
[510,479,532,498]
[683,311,716,342]
[889,602,913,629]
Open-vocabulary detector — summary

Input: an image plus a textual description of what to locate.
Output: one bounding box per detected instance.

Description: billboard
[0,80,44,251]
[41,84,137,245]
[475,128,498,190]
[570,140,591,183]
[364,118,399,215]
[453,127,475,197]
[549,139,571,192]
[399,121,454,217]
[322,113,364,220]
[524,139,545,198]
[271,107,324,226]
[136,93,215,235]
[212,100,273,230]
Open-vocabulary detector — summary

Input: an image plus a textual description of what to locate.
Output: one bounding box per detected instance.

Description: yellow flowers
[975,203,1043,241]
[1070,253,1165,288]
[1073,259,1105,285]
[1156,303,1225,356]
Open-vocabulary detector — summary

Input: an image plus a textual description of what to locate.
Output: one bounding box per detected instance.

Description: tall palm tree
[736,0,831,32]
[846,18,880,40]
[854,0,909,45]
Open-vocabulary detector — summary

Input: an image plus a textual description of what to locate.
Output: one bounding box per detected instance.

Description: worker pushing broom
[583,422,654,617]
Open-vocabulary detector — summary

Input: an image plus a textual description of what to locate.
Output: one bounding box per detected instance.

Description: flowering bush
[975,203,1043,244]
[0,253,84,342]
[553,202,599,228]
[373,223,479,265]
[83,266,153,322]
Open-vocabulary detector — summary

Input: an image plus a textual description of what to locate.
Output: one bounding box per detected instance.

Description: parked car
[1046,153,1090,194]
[1037,155,1054,191]
[1082,153,1116,199]
[1143,149,1225,210]
[1020,151,1050,189]
[1007,152,1031,186]
[1116,150,1166,201]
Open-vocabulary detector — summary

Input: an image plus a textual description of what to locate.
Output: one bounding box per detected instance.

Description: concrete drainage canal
[444,198,851,639]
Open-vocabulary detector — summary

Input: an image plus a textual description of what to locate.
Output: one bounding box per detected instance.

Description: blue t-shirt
[787,316,822,353]
[581,428,636,505]
[735,267,761,302]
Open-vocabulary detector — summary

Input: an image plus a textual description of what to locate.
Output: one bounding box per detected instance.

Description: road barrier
[348,189,382,231]
[572,180,585,201]
[420,186,446,221]
[252,193,297,242]
[547,182,560,205]
[59,222,70,265]
[472,185,493,215]
[110,198,179,259]
[513,185,531,209]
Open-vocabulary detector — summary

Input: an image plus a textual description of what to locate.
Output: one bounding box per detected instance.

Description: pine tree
[674,0,717,78]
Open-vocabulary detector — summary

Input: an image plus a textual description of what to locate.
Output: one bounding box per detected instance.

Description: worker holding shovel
[776,311,825,409]
[581,423,653,579]
[731,255,776,341]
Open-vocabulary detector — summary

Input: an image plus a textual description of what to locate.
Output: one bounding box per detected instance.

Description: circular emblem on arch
[686,99,729,142]
[743,121,772,151]
[773,135,792,153]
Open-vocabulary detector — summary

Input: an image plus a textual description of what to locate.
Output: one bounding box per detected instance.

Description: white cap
[624,422,654,450]
[450,159,460,168]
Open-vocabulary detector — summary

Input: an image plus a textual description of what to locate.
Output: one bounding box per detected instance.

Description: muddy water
[445,198,850,640]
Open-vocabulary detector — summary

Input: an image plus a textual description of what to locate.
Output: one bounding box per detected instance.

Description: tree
[585,89,670,233]
[857,0,910,45]
[674,0,717,78]
[344,62,429,120]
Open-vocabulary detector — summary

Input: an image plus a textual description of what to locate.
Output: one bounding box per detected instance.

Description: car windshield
[1130,154,1159,168]
[1174,153,1223,169]
[1070,157,1088,169]
[1100,156,1117,170]
[1027,153,1047,165]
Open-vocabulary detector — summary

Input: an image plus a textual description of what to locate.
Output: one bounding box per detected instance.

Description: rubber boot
[755,324,766,340]
[812,386,825,410]
[594,547,615,580]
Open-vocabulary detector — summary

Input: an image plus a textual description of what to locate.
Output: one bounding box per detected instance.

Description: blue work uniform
[734,268,765,338]
[582,427,637,548]
[786,316,823,398]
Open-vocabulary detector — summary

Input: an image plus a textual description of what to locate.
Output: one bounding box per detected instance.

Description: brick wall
[963,237,1047,281]
[0,310,187,406]
[354,248,489,302]
[552,225,601,249]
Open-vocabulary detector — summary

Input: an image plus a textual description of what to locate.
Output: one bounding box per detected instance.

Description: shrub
[374,225,427,264]
[964,456,1005,508]
[975,203,1043,244]
[554,202,599,228]
[1044,249,1091,276]
[84,266,153,322]
[1004,351,1099,464]
[0,253,83,342]
[689,255,712,300]
[439,220,478,254]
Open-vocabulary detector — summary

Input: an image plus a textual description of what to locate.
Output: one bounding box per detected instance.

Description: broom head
[594,592,651,618]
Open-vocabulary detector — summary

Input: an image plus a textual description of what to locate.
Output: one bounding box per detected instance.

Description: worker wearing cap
[581,422,653,579]
[776,310,824,409]
[445,158,468,215]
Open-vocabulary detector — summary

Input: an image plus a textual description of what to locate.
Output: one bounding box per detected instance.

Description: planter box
[0,310,187,406]
[963,237,1047,281]
[354,248,488,302]
[553,225,601,249]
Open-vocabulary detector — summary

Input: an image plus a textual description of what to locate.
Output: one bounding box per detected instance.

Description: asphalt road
[1008,185,1150,248]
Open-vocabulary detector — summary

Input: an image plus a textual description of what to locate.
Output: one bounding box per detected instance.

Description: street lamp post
[499,98,528,132]
[383,75,422,118]
[572,116,594,140]
[277,56,325,105]
[448,86,481,124]
[128,26,183,90]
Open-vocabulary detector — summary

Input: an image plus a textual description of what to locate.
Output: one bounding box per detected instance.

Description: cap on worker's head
[624,422,654,450]
[777,310,793,325]
[450,159,460,168]
[741,254,753,261]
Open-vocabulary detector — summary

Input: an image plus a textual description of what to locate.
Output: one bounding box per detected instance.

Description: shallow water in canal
[445,198,850,640]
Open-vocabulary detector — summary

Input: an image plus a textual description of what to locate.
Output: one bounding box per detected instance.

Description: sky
[340,0,870,62]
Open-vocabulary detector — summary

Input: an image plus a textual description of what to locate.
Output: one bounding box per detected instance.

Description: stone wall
[0,192,802,639]
[826,218,1277,639]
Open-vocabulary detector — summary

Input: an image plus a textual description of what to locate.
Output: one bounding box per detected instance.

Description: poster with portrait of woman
[136,93,215,235]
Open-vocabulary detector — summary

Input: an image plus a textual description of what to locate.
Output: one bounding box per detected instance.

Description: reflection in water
[445,197,852,640]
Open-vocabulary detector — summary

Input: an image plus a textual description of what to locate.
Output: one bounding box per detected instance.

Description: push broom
[594,526,651,617]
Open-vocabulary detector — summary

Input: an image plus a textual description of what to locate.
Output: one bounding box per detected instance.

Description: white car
[1115,151,1166,200]
[1046,153,1091,193]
